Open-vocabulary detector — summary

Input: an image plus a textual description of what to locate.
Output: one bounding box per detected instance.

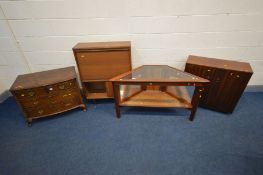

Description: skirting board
[0,85,263,103]
[245,85,263,92]
[0,90,11,103]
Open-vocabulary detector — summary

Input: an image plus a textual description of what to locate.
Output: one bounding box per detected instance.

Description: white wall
[0,6,29,102]
[0,0,263,99]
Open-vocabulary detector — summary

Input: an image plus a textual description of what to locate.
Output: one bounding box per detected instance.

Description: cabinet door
[216,71,251,113]
[204,69,227,109]
[76,50,131,80]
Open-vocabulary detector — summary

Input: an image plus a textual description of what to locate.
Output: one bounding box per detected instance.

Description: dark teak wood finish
[10,67,86,126]
[185,55,253,113]
[73,41,132,100]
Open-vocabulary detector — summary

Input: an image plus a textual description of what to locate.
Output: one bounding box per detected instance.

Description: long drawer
[24,92,81,118]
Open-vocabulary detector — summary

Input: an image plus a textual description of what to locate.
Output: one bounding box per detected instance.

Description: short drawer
[44,79,78,96]
[13,87,46,101]
[56,95,81,111]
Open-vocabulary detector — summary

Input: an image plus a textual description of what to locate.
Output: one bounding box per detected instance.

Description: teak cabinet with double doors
[185,55,253,113]
[73,41,132,100]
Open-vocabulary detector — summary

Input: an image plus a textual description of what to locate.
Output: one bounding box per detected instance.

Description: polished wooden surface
[10,67,86,126]
[185,55,253,113]
[111,65,209,121]
[10,66,76,90]
[73,41,132,99]
[187,55,253,73]
[120,88,192,108]
[73,41,131,50]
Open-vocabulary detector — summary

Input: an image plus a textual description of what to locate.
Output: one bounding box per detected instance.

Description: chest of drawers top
[10,66,76,91]
[187,55,253,73]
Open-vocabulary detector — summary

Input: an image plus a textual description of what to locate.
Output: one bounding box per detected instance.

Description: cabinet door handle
[80,55,85,58]
[215,78,221,83]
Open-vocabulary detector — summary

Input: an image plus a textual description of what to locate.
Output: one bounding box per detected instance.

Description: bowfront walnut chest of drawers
[10,66,86,126]
[73,41,132,100]
[185,55,253,113]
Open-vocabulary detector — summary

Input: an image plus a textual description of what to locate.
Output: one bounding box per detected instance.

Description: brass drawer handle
[59,85,65,90]
[46,86,53,93]
[236,75,240,78]
[33,101,39,105]
[38,109,44,114]
[28,91,35,97]
[21,94,25,97]
[65,103,71,106]
[80,55,85,58]
[63,93,72,98]
[207,69,211,72]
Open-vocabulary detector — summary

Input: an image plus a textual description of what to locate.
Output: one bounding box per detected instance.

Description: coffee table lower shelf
[120,89,192,108]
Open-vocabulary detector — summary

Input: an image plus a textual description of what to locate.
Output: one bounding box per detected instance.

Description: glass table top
[115,65,208,82]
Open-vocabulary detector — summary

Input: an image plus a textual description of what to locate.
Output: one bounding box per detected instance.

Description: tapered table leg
[113,83,121,118]
[189,86,203,121]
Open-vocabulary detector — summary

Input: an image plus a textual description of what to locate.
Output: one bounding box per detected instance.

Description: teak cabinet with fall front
[73,41,132,100]
[185,55,253,113]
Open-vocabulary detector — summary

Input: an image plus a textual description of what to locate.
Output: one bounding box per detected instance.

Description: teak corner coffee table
[111,65,209,121]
